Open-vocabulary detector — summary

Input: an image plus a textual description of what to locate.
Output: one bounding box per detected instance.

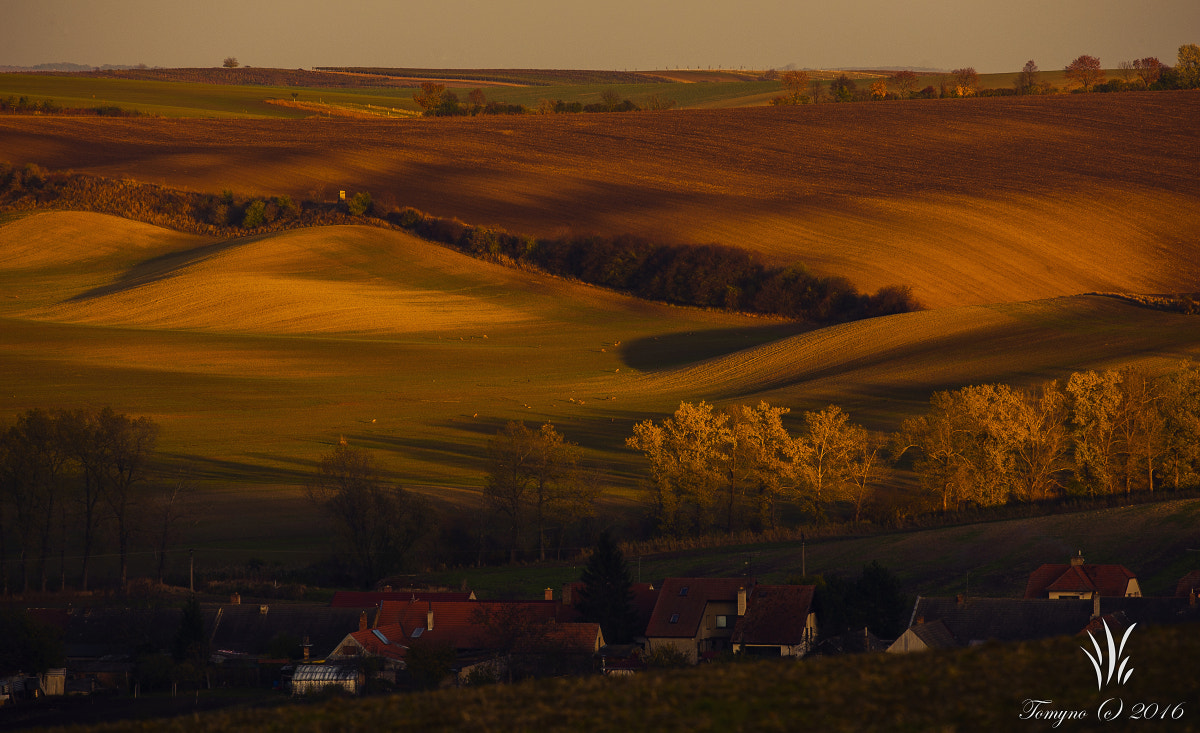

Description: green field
[0,69,1072,118]
[2,208,1197,582]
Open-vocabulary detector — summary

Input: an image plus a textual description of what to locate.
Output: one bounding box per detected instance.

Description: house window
[669,613,680,624]
[679,586,689,597]
[716,615,730,629]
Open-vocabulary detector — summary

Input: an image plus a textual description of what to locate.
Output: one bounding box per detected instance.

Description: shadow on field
[164,453,317,485]
[619,323,811,371]
[67,234,264,302]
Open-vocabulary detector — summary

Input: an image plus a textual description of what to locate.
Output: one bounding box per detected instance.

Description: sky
[2,0,1197,74]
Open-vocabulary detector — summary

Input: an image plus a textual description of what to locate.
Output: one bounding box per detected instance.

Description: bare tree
[889,70,919,98]
[951,67,979,96]
[486,422,596,561]
[308,440,431,586]
[1133,57,1163,88]
[148,476,203,585]
[1015,60,1041,95]
[780,70,811,103]
[1065,55,1105,92]
[794,405,864,521]
[628,401,733,535]
[1161,362,1200,489]
[413,82,447,113]
[1067,370,1125,496]
[93,408,159,589]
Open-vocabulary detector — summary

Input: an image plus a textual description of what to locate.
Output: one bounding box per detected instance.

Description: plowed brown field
[2,91,1198,308]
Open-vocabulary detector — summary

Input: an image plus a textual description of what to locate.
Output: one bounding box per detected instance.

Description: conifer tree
[575,531,639,644]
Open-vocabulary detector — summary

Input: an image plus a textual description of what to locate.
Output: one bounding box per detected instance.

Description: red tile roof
[1024,563,1137,598]
[514,623,604,654]
[645,578,752,639]
[730,585,815,646]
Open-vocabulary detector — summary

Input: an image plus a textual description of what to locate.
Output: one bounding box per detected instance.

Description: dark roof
[1097,596,1197,626]
[1079,611,1134,639]
[1174,570,1200,599]
[329,590,475,608]
[204,604,365,658]
[910,596,1199,647]
[812,628,890,656]
[564,581,659,633]
[46,607,183,659]
[1024,563,1137,598]
[908,620,959,650]
[730,585,815,646]
[912,597,1095,644]
[645,578,751,639]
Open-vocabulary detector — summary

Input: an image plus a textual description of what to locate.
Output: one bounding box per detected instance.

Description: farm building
[290,664,362,696]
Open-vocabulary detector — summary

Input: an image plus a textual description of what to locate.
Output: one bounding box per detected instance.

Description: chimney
[1092,593,1101,620]
[302,636,312,661]
[359,610,368,632]
[230,592,241,605]
[544,587,554,601]
[562,583,573,606]
[737,587,747,617]
[426,607,434,631]
[1071,551,1086,567]
[1190,590,1197,608]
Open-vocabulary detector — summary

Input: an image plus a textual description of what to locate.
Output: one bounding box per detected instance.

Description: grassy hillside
[43,622,1200,732]
[2,92,1197,309]
[2,210,1198,574]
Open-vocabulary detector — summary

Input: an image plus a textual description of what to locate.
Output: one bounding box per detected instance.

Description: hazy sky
[3,0,1197,73]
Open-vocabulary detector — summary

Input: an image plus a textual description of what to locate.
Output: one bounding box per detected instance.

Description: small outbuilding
[289,664,362,696]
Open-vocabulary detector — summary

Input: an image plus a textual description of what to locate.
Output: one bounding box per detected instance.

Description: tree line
[0,407,170,593]
[0,95,143,116]
[411,82,667,117]
[626,363,1200,537]
[1,163,920,325]
[768,44,1200,104]
[392,210,920,323]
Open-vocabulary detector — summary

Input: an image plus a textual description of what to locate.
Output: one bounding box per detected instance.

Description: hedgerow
[0,164,920,323]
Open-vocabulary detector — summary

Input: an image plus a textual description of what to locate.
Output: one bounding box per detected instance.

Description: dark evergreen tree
[0,607,64,673]
[575,531,639,644]
[172,595,207,663]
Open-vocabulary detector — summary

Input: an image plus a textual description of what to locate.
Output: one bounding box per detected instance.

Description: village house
[1023,552,1141,599]
[326,596,602,684]
[643,578,818,663]
[889,592,1199,653]
[730,584,818,658]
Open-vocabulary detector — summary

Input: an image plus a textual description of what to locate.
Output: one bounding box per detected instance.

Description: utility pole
[801,532,807,577]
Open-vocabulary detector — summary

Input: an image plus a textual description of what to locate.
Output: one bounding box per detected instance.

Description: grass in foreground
[53,622,1200,732]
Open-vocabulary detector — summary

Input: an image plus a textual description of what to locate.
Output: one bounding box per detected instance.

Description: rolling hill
[1,91,1197,310]
[2,211,1197,490]
[1,90,1199,571]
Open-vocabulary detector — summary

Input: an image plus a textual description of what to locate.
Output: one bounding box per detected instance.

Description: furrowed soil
[1,91,1197,308]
